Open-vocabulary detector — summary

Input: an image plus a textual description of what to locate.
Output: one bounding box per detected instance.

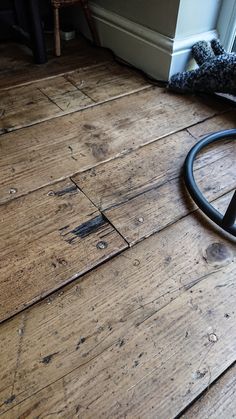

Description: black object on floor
[0,0,47,63]
[184,129,236,237]
[26,0,47,64]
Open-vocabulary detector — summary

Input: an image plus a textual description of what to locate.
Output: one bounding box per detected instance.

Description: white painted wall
[175,0,222,38]
[93,0,180,37]
[171,0,222,76]
[217,0,236,50]
[74,0,227,81]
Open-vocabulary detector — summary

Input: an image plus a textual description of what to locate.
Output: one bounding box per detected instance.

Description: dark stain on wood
[63,215,107,244]
[18,401,41,418]
[83,123,96,130]
[90,142,109,159]
[76,336,86,350]
[40,352,59,365]
[59,225,70,232]
[68,145,78,161]
[205,242,233,265]
[0,108,5,118]
[0,128,10,135]
[4,394,16,405]
[117,338,125,348]
[53,185,78,197]
[114,117,131,129]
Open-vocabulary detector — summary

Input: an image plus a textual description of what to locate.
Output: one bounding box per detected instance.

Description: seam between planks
[37,87,65,112]
[96,148,235,214]
[0,60,112,92]
[104,186,236,248]
[63,74,97,103]
[175,360,236,419]
[70,177,130,248]
[0,85,152,136]
[0,244,128,327]
[0,111,230,207]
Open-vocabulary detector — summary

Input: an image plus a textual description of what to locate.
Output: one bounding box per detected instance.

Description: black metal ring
[184,129,236,237]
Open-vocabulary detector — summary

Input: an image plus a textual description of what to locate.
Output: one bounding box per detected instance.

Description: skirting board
[78,2,218,81]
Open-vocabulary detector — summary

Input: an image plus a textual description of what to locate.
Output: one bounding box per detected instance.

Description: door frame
[217,0,236,51]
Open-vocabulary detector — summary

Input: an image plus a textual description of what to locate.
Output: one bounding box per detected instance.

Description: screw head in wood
[96,241,108,250]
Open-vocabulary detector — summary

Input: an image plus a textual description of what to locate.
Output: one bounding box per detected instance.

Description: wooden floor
[0,38,236,419]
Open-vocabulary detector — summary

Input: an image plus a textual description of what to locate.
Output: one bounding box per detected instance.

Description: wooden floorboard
[104,161,236,246]
[187,110,236,138]
[72,112,236,245]
[0,88,226,205]
[181,363,236,419]
[0,179,127,322]
[0,42,235,419]
[0,62,150,134]
[0,76,93,135]
[73,112,235,211]
[65,62,150,103]
[0,38,111,90]
[0,198,235,418]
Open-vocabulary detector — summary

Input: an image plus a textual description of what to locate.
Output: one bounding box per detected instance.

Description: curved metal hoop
[184,129,236,237]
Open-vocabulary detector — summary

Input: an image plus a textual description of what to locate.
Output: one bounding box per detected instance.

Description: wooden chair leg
[54,7,61,56]
[81,0,100,46]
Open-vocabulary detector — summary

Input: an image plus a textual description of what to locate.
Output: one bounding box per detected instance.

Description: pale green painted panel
[93,0,180,37]
[176,0,222,38]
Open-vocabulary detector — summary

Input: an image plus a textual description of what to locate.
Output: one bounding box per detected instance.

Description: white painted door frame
[217,0,236,50]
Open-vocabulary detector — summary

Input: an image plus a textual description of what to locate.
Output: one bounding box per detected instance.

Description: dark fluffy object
[168,39,236,95]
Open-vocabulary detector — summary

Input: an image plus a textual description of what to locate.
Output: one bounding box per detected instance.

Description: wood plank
[0,179,127,323]
[0,317,22,414]
[181,363,236,419]
[0,77,91,134]
[0,88,225,205]
[187,111,236,139]
[0,38,111,90]
[3,380,68,419]
[0,63,150,134]
[66,62,150,103]
[1,193,235,417]
[103,143,236,245]
[72,112,236,211]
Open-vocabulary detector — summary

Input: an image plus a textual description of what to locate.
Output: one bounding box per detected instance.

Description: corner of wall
[75,0,223,81]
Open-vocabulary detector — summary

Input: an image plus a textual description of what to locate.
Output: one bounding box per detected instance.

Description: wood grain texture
[0,76,93,134]
[1,45,235,419]
[0,63,150,134]
[187,111,236,139]
[181,363,236,419]
[0,179,127,322]
[0,38,111,90]
[103,139,236,245]
[73,112,235,211]
[66,62,150,102]
[0,88,225,205]
[1,194,235,418]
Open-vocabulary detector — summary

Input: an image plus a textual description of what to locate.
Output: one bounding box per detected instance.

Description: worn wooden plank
[0,38,111,90]
[187,111,236,139]
[0,63,150,134]
[73,112,236,211]
[0,316,22,413]
[1,193,235,417]
[0,88,225,205]
[3,380,68,419]
[0,77,92,134]
[0,179,127,323]
[103,145,236,245]
[182,363,236,419]
[66,62,150,103]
